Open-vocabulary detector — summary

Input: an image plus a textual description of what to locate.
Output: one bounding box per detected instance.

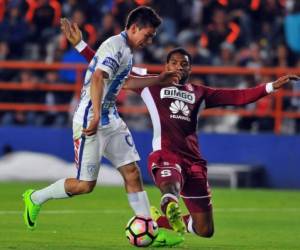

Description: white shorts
[73,119,140,181]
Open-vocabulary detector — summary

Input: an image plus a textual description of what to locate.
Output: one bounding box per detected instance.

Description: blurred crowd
[0,0,300,133]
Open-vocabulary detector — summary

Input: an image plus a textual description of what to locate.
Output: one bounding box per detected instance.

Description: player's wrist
[93,114,100,122]
[75,40,87,52]
[266,82,275,93]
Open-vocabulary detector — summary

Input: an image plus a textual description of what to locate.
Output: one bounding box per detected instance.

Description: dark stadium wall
[0,127,299,189]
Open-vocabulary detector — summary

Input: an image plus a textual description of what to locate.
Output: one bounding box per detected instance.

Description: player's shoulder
[104,33,127,49]
[185,82,206,92]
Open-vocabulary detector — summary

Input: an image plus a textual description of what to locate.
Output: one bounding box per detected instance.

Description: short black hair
[125,6,162,29]
[166,47,192,65]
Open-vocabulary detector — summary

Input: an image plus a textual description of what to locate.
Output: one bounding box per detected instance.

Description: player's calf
[187,214,214,237]
[192,222,214,237]
[65,179,96,195]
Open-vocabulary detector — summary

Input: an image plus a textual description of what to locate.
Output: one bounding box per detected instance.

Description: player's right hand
[158,71,182,85]
[82,118,99,136]
[272,75,300,89]
[60,18,82,47]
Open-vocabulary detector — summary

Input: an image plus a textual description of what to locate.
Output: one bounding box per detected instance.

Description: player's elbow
[92,69,108,84]
[92,69,103,82]
[123,79,134,90]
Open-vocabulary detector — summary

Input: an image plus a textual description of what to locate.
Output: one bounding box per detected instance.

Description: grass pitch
[0,182,299,250]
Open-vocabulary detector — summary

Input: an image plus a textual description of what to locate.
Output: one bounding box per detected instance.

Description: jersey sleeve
[80,46,95,62]
[202,83,269,108]
[94,39,122,79]
[75,40,95,62]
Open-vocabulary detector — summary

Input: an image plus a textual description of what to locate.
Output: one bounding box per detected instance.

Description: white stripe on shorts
[180,194,211,199]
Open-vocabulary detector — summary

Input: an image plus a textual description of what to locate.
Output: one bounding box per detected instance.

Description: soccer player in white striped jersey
[23,7,183,246]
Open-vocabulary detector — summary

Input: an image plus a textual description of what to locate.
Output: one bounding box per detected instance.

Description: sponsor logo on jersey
[160,87,195,104]
[169,100,191,121]
[114,51,122,62]
[102,56,120,74]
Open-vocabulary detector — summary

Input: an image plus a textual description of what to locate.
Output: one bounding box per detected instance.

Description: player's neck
[121,30,133,50]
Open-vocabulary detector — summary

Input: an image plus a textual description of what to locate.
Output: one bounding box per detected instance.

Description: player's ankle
[160,193,178,214]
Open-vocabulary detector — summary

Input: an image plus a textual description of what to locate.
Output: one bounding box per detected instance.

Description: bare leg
[118,162,150,217]
[65,178,97,195]
[187,211,214,237]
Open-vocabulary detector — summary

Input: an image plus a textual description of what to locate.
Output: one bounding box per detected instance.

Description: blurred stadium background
[0,1,300,249]
[1,0,300,188]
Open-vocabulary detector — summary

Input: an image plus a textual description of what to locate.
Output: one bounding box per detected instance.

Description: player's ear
[164,64,169,71]
[130,23,137,34]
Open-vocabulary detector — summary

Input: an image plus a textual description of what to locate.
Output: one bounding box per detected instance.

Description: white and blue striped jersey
[73,31,133,128]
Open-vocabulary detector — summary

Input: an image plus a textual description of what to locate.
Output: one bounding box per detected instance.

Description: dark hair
[166,47,192,65]
[125,6,162,29]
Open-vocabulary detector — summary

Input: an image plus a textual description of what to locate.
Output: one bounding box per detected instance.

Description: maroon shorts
[148,150,212,213]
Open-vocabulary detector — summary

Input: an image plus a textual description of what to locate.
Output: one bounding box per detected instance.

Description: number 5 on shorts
[160,169,172,177]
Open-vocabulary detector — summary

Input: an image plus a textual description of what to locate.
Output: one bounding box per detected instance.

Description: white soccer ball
[125,215,158,247]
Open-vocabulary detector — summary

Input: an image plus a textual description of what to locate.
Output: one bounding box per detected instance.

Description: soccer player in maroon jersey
[61,19,299,238]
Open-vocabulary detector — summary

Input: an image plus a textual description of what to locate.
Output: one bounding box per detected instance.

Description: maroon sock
[182,214,190,227]
[156,216,172,229]
[156,214,190,231]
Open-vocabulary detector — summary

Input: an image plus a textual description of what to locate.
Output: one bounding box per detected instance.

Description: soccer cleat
[166,201,186,235]
[22,189,41,230]
[151,228,184,247]
[150,206,162,222]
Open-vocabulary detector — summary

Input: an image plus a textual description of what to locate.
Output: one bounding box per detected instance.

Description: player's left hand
[158,71,182,85]
[82,118,99,136]
[60,18,82,47]
[272,75,300,89]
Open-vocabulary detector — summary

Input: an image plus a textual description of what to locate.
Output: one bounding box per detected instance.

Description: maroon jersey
[136,83,268,165]
[79,45,269,166]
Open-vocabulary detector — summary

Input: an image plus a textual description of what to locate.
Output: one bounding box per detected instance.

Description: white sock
[31,179,70,205]
[161,193,179,203]
[187,216,196,234]
[127,191,151,217]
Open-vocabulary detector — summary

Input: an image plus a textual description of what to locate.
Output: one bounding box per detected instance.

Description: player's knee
[194,224,214,238]
[123,165,141,184]
[159,180,180,195]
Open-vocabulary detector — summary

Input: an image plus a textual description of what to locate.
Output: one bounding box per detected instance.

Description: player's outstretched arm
[203,74,299,108]
[123,71,181,90]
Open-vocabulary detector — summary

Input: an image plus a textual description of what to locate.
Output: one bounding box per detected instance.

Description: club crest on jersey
[160,87,195,104]
[186,83,194,91]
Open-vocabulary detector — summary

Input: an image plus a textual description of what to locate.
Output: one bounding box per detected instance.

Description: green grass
[0,182,300,250]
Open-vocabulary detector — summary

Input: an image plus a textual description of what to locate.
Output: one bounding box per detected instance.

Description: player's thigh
[181,165,213,228]
[152,166,183,192]
[73,122,102,181]
[148,150,184,190]
[104,123,140,168]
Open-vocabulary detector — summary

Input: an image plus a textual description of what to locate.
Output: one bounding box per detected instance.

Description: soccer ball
[125,215,158,247]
